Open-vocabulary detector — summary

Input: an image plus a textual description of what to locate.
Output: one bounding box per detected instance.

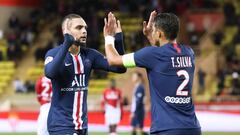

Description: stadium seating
[0,39,7,60]
[221,26,238,46]
[0,61,15,95]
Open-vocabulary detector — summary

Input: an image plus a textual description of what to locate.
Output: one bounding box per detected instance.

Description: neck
[69,44,80,55]
[159,39,177,46]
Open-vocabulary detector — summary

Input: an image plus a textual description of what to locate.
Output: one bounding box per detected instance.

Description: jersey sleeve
[92,49,126,73]
[44,43,71,79]
[114,32,125,55]
[122,46,156,69]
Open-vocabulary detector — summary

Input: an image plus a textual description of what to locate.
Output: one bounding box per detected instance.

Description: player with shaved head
[44,14,126,135]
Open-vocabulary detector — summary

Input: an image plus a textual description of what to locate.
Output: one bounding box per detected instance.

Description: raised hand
[114,20,122,34]
[143,11,157,45]
[104,12,117,37]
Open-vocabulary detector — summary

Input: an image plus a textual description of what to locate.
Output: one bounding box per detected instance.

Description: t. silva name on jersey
[171,56,192,68]
[165,56,192,104]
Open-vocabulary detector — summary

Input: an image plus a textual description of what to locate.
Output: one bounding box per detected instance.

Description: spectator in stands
[8,14,19,29]
[24,80,35,93]
[20,29,34,46]
[7,30,17,46]
[13,78,26,93]
[7,45,17,61]
[223,0,237,26]
[213,29,224,46]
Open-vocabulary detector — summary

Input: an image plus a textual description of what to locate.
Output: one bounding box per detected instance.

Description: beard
[74,40,86,48]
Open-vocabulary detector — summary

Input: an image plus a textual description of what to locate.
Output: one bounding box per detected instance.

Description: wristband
[105,36,115,46]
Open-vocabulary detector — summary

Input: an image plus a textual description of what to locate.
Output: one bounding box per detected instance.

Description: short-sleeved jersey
[35,76,52,105]
[102,88,122,109]
[126,43,200,133]
[44,33,125,132]
[131,84,145,114]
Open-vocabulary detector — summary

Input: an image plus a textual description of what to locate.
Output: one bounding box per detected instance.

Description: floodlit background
[0,0,239,134]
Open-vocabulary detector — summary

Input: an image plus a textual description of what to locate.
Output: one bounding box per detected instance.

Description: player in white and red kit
[101,79,123,135]
[35,76,52,135]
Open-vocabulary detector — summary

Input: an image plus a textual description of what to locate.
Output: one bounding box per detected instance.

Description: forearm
[115,32,125,55]
[105,36,124,66]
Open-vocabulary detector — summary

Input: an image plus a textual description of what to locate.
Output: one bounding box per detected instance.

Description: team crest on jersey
[84,59,91,68]
[44,56,53,65]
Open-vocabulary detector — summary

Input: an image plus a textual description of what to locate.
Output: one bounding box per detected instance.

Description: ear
[159,32,161,38]
[158,30,165,39]
[156,30,161,39]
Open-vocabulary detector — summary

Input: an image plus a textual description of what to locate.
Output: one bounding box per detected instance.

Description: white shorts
[37,103,50,135]
[105,105,121,126]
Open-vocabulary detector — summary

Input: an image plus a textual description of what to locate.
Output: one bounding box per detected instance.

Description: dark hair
[154,13,179,40]
[62,14,82,27]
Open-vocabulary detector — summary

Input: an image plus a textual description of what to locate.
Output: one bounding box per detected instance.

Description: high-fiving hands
[104,12,122,37]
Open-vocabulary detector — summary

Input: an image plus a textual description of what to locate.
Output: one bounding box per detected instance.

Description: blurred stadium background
[0,0,240,134]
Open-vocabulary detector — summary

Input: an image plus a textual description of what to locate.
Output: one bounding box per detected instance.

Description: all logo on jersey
[72,74,85,87]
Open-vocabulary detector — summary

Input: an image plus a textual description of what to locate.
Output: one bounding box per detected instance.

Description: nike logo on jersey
[65,63,72,66]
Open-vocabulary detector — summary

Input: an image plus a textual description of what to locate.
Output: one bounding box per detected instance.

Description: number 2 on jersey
[42,82,51,98]
[176,70,189,96]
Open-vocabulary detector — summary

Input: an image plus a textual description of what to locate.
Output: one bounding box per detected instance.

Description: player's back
[135,43,200,133]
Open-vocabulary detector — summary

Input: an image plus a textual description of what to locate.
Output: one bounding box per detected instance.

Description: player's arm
[114,32,125,55]
[103,12,125,67]
[92,19,126,73]
[44,34,74,79]
[104,12,155,69]
[92,49,126,73]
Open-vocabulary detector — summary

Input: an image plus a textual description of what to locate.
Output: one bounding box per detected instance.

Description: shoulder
[181,44,195,56]
[87,48,101,54]
[141,46,158,51]
[135,46,158,55]
[82,48,102,57]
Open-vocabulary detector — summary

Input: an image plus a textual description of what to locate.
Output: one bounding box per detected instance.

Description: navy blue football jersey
[44,33,126,132]
[124,43,201,133]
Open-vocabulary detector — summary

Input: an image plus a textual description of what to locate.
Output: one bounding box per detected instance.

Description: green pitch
[1,132,240,135]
